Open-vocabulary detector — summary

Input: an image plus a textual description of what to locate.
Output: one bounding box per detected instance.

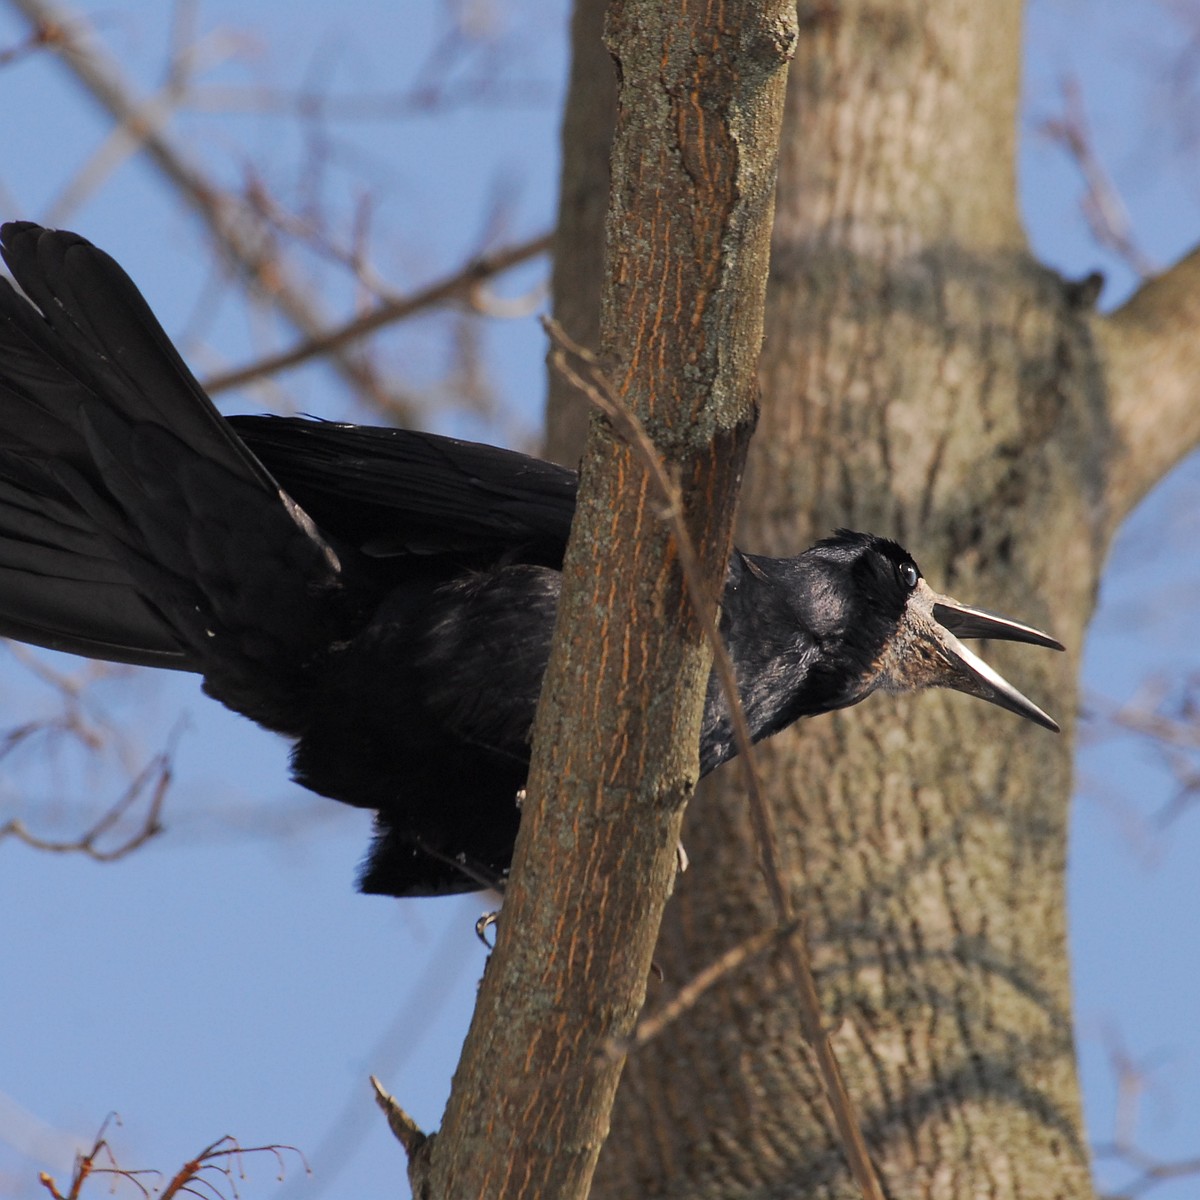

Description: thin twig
[610,920,801,1056]
[205,232,552,395]
[0,745,171,861]
[40,1126,309,1200]
[544,317,885,1200]
[1041,77,1156,280]
[7,0,401,413]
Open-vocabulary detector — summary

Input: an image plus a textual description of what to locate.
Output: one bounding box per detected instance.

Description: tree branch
[8,0,406,416]
[1041,77,1155,280]
[203,232,551,395]
[421,3,796,1196]
[1097,243,1200,525]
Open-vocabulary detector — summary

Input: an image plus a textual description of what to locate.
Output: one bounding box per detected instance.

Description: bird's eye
[899,563,919,590]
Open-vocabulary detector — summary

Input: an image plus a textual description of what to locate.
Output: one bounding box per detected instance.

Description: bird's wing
[0,223,361,733]
[231,415,578,566]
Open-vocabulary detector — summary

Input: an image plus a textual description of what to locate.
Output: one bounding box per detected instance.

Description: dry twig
[1041,77,1156,280]
[39,1121,309,1200]
[205,231,551,395]
[544,317,885,1200]
[7,0,403,414]
[1092,1031,1200,1199]
[0,741,172,862]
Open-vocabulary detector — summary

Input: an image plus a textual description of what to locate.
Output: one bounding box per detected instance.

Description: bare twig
[0,641,183,861]
[0,740,172,862]
[610,920,801,1056]
[39,1124,309,1200]
[204,232,552,395]
[1041,77,1156,280]
[544,318,885,1200]
[7,0,403,414]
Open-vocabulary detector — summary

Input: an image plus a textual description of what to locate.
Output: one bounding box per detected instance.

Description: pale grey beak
[930,596,1064,731]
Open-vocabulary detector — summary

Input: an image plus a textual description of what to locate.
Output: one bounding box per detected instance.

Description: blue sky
[2,2,1200,1198]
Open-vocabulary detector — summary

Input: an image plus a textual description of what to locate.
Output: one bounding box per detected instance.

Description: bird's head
[805,531,1065,731]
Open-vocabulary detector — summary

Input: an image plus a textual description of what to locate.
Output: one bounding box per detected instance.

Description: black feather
[0,224,1059,896]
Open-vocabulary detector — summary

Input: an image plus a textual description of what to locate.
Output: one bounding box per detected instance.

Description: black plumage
[0,223,1064,896]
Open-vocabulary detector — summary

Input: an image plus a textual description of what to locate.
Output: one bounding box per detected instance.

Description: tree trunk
[545,1,1193,1196]
[423,1,794,1195]
[543,0,616,465]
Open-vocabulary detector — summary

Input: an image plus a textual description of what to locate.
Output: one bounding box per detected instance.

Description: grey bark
[543,0,617,465]
[535,1,1200,1197]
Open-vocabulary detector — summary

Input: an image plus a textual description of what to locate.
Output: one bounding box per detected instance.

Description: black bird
[0,223,1064,897]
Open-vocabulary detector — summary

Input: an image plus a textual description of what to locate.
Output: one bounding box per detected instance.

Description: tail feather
[0,223,356,733]
[2,223,278,488]
[0,448,187,666]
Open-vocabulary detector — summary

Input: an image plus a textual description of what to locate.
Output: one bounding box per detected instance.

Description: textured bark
[423,2,795,1196]
[552,1,1200,1197]
[1096,243,1200,524]
[543,0,617,464]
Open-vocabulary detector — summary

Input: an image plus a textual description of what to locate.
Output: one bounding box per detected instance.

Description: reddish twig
[39,1123,309,1200]
[544,318,885,1200]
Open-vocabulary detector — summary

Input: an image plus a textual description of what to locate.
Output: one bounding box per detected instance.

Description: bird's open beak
[880,581,1065,732]
[926,591,1064,731]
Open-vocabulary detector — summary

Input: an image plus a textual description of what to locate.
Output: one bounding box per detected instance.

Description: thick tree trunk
[543,0,616,465]
[549,1,1139,1196]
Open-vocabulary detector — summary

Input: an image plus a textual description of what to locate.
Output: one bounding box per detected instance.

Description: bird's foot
[475,909,499,948]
